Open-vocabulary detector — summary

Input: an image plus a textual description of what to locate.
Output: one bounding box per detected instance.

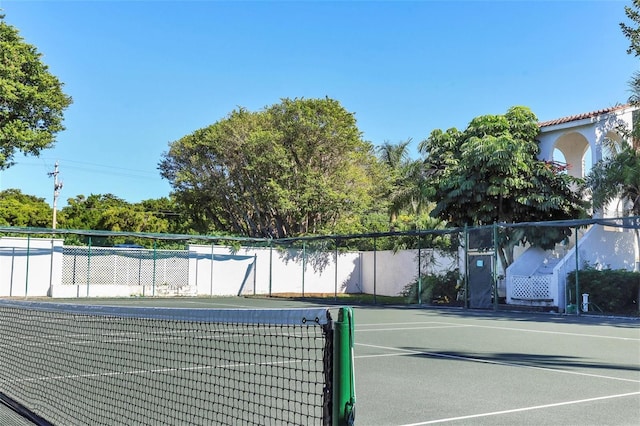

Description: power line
[16,158,160,177]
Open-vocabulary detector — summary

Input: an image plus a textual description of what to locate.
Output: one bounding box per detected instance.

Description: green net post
[333,307,355,426]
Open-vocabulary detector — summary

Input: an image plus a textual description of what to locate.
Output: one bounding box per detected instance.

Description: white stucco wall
[189,244,362,296]
[360,249,457,297]
[0,237,63,297]
[537,106,635,178]
[576,225,636,271]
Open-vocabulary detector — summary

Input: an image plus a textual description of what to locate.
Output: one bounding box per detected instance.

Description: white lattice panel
[511,275,552,300]
[62,247,190,296]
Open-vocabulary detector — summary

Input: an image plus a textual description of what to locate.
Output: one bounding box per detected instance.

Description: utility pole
[48,162,63,229]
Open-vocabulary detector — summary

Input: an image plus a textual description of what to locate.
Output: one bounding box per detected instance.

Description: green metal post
[334,240,338,301]
[152,240,157,296]
[302,241,306,298]
[210,243,215,296]
[86,236,92,297]
[418,234,422,305]
[464,225,469,309]
[575,226,580,316]
[25,234,30,297]
[269,241,273,297]
[332,307,355,426]
[253,254,257,295]
[373,237,377,305]
[493,223,499,311]
[139,255,143,296]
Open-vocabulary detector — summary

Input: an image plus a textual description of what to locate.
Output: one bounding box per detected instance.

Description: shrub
[566,267,639,315]
[402,270,461,305]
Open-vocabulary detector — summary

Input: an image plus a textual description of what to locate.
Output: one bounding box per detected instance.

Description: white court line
[455,323,640,341]
[399,391,640,425]
[357,325,471,332]
[0,357,306,386]
[181,301,257,308]
[355,343,640,383]
[358,322,459,327]
[356,321,640,341]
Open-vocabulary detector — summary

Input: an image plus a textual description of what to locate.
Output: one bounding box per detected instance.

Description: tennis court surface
[1,297,638,425]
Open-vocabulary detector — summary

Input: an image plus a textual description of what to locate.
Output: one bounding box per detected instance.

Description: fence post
[210,243,215,296]
[302,241,306,298]
[493,223,499,311]
[269,240,273,297]
[10,247,16,297]
[139,254,143,295]
[575,225,580,316]
[373,237,377,305]
[87,236,92,297]
[334,239,338,301]
[253,254,257,295]
[418,233,422,305]
[25,233,30,298]
[464,225,469,309]
[152,240,157,296]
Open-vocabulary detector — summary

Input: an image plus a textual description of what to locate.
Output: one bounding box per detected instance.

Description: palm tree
[376,140,428,229]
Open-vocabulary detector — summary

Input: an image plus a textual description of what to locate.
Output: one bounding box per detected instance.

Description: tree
[159,97,389,238]
[587,147,640,259]
[621,1,640,57]
[139,197,189,235]
[60,194,170,234]
[0,14,72,169]
[621,0,640,147]
[420,106,587,268]
[377,140,422,227]
[0,188,52,227]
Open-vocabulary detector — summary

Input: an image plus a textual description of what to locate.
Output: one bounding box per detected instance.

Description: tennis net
[0,300,355,425]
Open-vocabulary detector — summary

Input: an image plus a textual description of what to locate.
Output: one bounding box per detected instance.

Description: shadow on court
[398,348,640,373]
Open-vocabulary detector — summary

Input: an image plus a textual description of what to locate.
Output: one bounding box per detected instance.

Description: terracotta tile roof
[538,104,629,127]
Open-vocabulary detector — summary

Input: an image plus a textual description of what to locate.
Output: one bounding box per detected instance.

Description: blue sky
[0,0,637,207]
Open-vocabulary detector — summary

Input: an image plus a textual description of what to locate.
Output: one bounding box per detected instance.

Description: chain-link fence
[1,217,638,316]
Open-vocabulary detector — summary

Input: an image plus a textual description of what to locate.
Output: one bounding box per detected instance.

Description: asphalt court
[56,297,640,425]
[2,297,638,425]
[352,306,640,425]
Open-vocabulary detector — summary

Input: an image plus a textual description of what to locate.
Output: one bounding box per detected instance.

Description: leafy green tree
[60,194,126,230]
[0,14,72,169]
[159,97,389,238]
[59,194,170,234]
[140,197,189,235]
[0,188,52,227]
[621,0,640,147]
[621,1,640,57]
[420,106,587,268]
